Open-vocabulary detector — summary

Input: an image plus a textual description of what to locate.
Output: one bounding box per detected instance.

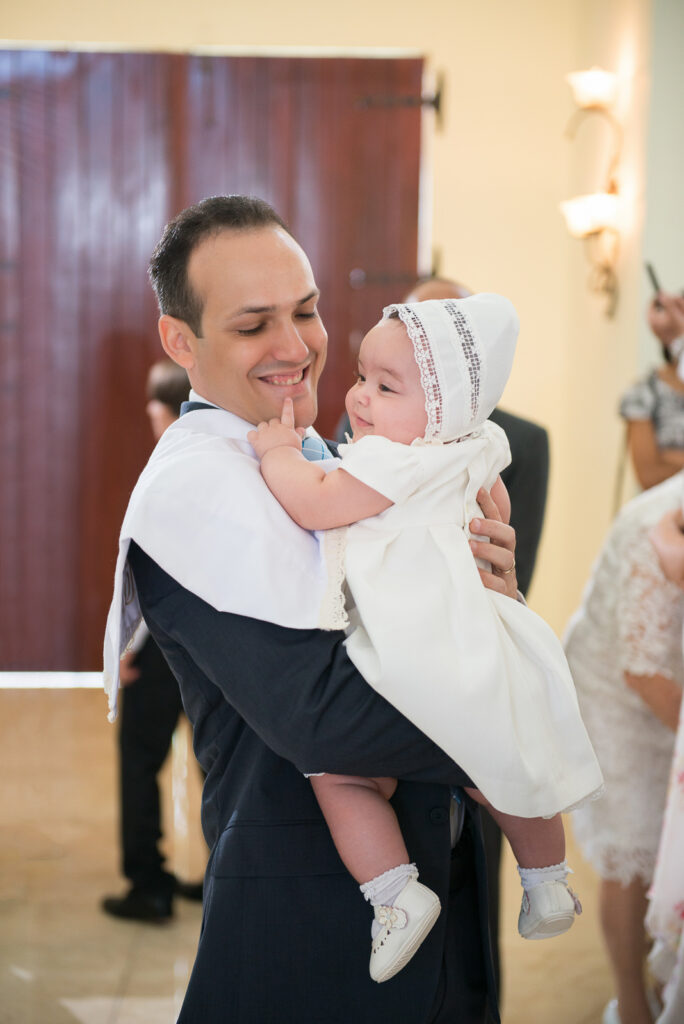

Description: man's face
[178,226,327,427]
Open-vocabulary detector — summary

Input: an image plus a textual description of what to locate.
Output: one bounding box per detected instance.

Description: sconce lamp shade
[566,67,617,109]
[560,192,620,238]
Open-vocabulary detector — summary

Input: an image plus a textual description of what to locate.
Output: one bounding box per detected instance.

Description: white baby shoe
[369,878,441,983]
[518,880,581,940]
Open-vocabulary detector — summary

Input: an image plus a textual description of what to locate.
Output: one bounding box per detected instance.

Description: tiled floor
[0,688,615,1023]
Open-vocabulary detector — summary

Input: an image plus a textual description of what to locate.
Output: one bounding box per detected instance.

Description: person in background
[620,291,684,491]
[646,696,684,1024]
[102,359,205,923]
[647,506,684,1024]
[650,500,684,588]
[564,475,684,1024]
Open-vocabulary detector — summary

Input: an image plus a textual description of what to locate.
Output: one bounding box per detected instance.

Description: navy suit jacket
[127,537,497,1024]
[489,408,549,597]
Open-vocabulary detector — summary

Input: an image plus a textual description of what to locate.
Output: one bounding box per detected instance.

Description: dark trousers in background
[119,635,186,896]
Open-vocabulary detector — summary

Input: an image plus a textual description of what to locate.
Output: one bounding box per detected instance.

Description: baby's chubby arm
[247,398,392,531]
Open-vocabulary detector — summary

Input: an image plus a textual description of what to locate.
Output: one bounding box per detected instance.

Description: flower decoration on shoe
[374,905,408,933]
[368,878,441,983]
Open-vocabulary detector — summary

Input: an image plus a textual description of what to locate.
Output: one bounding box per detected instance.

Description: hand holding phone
[645,262,663,309]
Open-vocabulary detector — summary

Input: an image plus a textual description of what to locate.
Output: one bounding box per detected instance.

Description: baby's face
[345,318,427,444]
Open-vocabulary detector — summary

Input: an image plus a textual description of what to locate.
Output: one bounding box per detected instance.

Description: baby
[248,295,603,983]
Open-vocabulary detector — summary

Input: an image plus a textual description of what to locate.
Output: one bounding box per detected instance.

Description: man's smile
[259,368,306,386]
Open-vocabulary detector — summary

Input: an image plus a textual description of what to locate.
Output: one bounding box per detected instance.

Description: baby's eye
[356,372,366,383]
[379,384,394,393]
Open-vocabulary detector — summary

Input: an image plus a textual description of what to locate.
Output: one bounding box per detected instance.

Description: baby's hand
[248,398,305,459]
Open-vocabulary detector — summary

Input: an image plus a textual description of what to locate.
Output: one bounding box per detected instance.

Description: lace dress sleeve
[617,526,684,679]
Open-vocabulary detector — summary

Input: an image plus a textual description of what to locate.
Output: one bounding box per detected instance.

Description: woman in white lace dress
[647,507,684,1024]
[565,474,684,1024]
[646,696,684,1024]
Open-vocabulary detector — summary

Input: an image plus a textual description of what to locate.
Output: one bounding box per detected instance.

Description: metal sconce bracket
[564,106,623,190]
[585,228,620,318]
[561,74,622,318]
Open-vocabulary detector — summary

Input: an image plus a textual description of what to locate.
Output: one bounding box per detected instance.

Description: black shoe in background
[101,886,173,923]
[174,878,204,902]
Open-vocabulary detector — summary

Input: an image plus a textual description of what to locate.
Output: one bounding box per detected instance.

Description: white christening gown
[322,421,603,819]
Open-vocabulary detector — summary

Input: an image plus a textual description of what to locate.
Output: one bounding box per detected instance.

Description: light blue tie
[301,436,333,462]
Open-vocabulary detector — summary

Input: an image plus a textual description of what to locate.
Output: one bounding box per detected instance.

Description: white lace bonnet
[382,294,519,442]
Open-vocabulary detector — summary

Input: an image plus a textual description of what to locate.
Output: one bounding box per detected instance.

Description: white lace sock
[360,863,418,938]
[517,860,570,891]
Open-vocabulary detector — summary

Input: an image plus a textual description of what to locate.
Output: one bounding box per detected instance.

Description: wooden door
[0,50,423,669]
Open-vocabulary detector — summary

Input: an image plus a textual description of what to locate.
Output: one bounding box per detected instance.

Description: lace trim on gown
[558,786,605,816]
[386,301,483,442]
[318,527,350,630]
[393,305,444,440]
[443,300,482,428]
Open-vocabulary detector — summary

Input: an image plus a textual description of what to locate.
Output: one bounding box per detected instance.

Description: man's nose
[272,320,309,362]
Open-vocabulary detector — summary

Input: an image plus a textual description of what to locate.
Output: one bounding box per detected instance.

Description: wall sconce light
[560,67,622,317]
[560,191,620,238]
[566,67,618,109]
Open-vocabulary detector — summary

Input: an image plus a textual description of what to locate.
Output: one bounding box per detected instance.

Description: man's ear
[158,315,196,370]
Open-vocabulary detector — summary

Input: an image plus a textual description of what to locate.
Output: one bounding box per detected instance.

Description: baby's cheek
[344,386,356,418]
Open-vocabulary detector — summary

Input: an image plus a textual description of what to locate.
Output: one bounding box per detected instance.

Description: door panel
[0,50,422,668]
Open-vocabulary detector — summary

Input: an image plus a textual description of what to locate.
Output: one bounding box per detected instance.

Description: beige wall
[641,0,684,369]
[546,0,652,630]
[4,0,654,632]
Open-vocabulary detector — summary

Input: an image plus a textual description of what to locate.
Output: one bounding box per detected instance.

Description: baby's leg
[310,774,407,883]
[311,774,441,982]
[464,786,564,866]
[464,786,579,940]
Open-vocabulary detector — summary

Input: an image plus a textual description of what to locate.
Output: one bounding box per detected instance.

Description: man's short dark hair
[146,358,190,418]
[148,195,291,336]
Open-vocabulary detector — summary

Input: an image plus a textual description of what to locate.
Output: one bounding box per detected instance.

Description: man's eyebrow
[230,289,320,318]
[232,303,276,316]
[297,289,320,306]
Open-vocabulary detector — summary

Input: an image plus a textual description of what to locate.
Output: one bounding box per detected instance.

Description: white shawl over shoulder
[102,407,339,721]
